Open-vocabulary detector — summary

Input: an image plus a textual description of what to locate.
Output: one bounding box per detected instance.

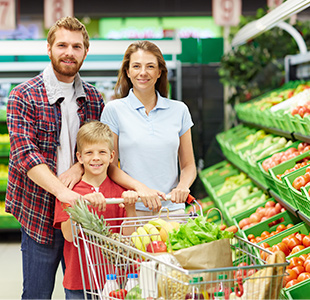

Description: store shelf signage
[44,0,73,29]
[212,0,241,26]
[0,0,15,30]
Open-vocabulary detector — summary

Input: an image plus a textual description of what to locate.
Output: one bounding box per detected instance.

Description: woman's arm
[169,129,197,203]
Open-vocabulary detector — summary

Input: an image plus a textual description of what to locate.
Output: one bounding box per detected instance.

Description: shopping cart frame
[70,199,289,300]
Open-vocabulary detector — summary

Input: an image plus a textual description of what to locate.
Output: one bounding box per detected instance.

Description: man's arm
[27,164,80,206]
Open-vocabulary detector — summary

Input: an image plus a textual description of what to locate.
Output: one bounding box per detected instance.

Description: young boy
[54,120,138,299]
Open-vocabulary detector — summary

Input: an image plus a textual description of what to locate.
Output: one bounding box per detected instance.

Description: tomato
[292,265,305,276]
[290,245,306,255]
[239,218,250,229]
[146,241,167,253]
[261,231,270,239]
[299,254,309,262]
[265,201,276,208]
[282,233,296,245]
[297,272,310,282]
[304,259,310,272]
[276,224,287,232]
[272,242,290,256]
[285,279,299,288]
[247,234,255,241]
[287,236,302,250]
[302,235,310,247]
[283,269,298,287]
[295,233,306,243]
[286,224,294,229]
[260,242,270,249]
[288,257,304,269]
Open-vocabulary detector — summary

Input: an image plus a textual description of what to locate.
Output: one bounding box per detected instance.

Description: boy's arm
[61,219,74,242]
[122,190,138,236]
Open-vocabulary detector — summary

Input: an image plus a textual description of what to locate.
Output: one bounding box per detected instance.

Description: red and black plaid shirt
[5,71,104,244]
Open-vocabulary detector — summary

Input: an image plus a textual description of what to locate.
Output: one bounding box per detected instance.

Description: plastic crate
[269,151,310,210]
[257,222,310,250]
[282,275,310,300]
[234,208,299,241]
[256,141,301,192]
[223,190,268,226]
[299,185,310,219]
[283,165,310,214]
[289,113,309,136]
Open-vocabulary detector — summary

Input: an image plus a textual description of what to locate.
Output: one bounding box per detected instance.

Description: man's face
[47,28,88,83]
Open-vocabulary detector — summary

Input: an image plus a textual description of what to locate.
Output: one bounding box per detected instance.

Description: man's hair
[47,16,89,50]
[76,121,114,153]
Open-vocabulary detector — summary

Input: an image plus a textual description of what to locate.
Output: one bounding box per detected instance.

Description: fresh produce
[260,232,310,260]
[146,241,167,253]
[249,137,292,164]
[261,142,310,172]
[64,198,135,264]
[233,129,268,151]
[238,201,286,230]
[167,216,234,251]
[242,134,278,156]
[292,166,310,191]
[247,223,294,243]
[125,285,142,299]
[224,185,259,207]
[284,253,310,288]
[130,218,178,252]
[227,192,269,217]
[216,172,251,196]
[277,159,310,180]
[109,289,127,299]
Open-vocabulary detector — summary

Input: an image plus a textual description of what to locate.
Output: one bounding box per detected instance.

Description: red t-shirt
[54,176,127,290]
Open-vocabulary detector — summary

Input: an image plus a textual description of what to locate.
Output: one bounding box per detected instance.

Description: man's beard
[50,55,83,77]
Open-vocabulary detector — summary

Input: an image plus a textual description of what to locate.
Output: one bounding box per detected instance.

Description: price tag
[212,0,241,27]
[44,0,74,29]
[0,0,16,30]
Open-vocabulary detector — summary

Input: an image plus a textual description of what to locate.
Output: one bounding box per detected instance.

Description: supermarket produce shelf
[227,157,302,219]
[269,190,299,218]
[241,121,295,141]
[293,132,310,144]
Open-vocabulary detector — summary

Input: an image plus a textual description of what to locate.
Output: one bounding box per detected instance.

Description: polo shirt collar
[43,63,86,105]
[128,88,169,111]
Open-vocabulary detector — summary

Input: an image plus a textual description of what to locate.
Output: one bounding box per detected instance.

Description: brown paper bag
[172,238,233,270]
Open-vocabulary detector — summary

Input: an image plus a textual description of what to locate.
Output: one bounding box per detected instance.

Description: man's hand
[58,162,84,189]
[83,192,106,212]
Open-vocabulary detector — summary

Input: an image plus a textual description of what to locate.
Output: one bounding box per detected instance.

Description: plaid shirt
[5,64,104,244]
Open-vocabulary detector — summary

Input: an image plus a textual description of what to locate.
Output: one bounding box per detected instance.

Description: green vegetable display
[167,216,234,251]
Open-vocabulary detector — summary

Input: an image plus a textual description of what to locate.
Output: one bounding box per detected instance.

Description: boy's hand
[83,192,106,212]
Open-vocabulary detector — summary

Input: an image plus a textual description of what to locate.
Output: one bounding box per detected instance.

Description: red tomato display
[283,269,298,287]
[303,235,310,247]
[285,279,299,288]
[287,236,302,250]
[292,265,305,276]
[297,272,310,282]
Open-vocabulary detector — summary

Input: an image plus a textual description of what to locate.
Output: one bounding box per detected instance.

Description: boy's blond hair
[47,16,90,50]
[77,121,114,153]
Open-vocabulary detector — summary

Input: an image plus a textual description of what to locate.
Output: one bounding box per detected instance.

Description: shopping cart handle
[105,194,195,204]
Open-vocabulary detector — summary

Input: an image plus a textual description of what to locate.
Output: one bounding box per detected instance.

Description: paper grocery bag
[172,238,233,270]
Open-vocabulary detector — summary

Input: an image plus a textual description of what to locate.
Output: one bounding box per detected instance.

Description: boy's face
[76,142,114,178]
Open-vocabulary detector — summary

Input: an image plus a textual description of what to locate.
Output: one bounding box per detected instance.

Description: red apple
[146,241,167,253]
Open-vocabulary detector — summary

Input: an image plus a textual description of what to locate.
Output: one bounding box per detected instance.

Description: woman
[101,40,197,216]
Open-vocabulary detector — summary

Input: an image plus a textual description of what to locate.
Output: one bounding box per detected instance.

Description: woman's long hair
[114,41,168,99]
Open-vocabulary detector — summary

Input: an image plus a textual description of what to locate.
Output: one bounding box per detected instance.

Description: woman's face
[126,49,161,93]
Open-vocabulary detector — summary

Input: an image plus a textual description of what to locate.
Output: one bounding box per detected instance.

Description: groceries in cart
[67,197,288,300]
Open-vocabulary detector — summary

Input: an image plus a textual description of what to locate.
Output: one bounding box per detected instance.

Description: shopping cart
[70,197,288,300]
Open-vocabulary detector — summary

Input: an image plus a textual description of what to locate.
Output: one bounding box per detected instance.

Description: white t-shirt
[100,89,194,211]
[57,81,80,176]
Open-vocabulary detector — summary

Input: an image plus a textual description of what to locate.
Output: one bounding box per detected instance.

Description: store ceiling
[21,0,274,18]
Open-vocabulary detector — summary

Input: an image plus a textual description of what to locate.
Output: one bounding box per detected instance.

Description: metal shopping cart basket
[70,197,288,300]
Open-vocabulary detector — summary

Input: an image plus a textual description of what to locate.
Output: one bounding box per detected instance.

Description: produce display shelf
[270,190,299,218]
[241,120,295,140]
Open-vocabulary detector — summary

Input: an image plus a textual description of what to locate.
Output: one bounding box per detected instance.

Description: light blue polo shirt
[100,89,194,211]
